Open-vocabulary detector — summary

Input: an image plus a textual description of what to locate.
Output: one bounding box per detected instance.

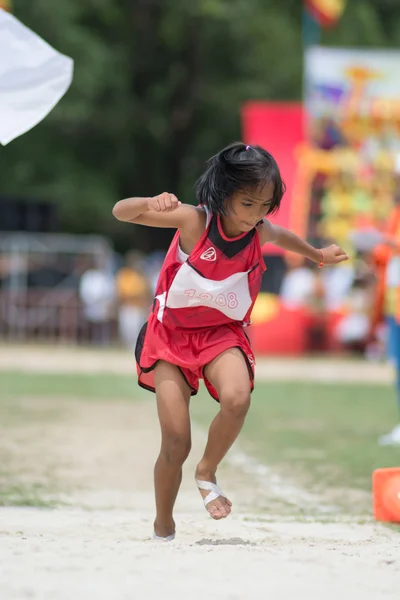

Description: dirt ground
[0,345,399,600]
[0,343,394,383]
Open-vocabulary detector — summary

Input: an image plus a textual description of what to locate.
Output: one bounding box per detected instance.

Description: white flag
[0,8,74,145]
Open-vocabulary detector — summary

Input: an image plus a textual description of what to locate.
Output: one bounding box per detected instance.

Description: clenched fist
[148,192,181,212]
[320,244,349,265]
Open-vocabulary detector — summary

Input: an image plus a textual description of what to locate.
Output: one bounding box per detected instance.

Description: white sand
[0,346,399,599]
[1,508,398,600]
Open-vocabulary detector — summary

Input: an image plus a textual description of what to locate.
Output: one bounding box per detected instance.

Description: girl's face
[225,182,275,235]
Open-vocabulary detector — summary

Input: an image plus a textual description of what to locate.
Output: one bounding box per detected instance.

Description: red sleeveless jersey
[152,212,266,329]
[135,210,265,400]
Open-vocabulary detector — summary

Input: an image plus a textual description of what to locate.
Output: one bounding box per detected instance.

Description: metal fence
[0,232,117,345]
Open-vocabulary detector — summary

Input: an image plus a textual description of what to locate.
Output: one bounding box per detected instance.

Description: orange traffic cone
[373,467,400,523]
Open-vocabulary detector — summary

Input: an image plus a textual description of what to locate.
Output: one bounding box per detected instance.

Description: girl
[113,142,348,541]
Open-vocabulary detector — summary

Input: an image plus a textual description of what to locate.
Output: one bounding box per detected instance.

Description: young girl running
[112,142,349,541]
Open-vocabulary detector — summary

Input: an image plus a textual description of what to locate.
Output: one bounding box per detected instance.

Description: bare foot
[153,518,175,539]
[195,467,232,520]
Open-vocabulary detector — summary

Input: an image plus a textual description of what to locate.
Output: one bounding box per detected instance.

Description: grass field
[2,370,400,515]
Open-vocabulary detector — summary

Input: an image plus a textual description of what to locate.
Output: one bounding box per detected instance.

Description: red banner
[241,102,304,255]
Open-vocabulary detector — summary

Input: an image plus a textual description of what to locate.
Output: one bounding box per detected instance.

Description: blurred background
[1,0,399,359]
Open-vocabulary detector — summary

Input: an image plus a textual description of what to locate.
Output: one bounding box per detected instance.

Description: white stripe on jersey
[164,262,252,321]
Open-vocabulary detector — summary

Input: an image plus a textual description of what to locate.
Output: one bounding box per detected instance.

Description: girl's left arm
[258,221,349,265]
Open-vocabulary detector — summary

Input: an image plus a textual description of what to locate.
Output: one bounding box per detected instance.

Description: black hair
[195,141,286,216]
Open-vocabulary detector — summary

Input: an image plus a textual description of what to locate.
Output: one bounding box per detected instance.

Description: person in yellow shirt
[116,252,152,349]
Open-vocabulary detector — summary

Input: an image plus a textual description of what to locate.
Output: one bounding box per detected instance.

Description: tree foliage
[1,0,399,251]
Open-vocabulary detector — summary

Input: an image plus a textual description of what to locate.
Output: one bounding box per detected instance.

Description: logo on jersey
[200,247,216,261]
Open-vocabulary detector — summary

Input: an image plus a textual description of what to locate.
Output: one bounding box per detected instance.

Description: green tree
[3,0,399,252]
[1,0,302,250]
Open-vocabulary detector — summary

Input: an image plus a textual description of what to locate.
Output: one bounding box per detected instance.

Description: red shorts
[135,313,255,401]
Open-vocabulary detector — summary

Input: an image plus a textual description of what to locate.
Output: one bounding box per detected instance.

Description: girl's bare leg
[196,348,251,520]
[153,361,191,538]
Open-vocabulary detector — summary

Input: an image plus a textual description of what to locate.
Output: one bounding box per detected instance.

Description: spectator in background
[79,256,115,345]
[116,251,151,349]
[280,262,327,352]
[334,274,374,354]
[322,262,355,312]
[143,251,165,295]
[280,263,317,310]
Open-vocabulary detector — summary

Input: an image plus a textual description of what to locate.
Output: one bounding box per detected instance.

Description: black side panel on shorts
[135,321,147,366]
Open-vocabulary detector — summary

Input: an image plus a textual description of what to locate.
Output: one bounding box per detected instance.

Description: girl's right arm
[112,192,202,230]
